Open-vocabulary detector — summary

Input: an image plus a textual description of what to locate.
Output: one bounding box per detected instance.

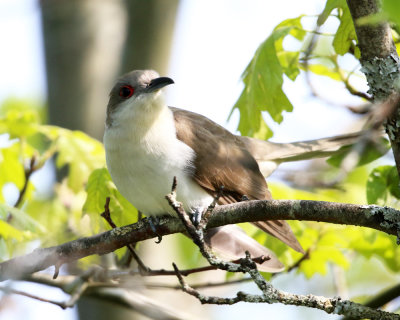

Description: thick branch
[0,200,399,281]
[346,0,395,61]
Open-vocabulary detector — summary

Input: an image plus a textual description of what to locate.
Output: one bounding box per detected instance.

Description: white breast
[103,94,213,216]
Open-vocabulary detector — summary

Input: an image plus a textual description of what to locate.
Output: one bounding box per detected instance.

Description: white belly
[103,105,213,216]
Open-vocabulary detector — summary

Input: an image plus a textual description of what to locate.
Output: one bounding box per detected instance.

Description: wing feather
[172,107,303,253]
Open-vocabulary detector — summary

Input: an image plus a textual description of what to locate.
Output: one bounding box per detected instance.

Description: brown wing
[171,107,303,253]
[172,107,269,203]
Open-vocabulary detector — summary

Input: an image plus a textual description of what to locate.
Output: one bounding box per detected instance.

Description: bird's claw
[148,216,163,243]
[190,207,203,226]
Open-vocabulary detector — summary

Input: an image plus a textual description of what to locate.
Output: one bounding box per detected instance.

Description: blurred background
[0,0,398,319]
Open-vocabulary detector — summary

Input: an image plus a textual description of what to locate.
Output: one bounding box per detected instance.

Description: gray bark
[41,0,127,140]
[121,0,180,75]
[1,199,398,281]
[346,0,400,175]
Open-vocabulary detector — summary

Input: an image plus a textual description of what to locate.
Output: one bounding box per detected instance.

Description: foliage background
[0,0,399,319]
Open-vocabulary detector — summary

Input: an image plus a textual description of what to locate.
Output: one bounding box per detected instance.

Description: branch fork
[164,177,400,319]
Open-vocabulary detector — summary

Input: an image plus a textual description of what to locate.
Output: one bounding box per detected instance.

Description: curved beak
[146,77,174,93]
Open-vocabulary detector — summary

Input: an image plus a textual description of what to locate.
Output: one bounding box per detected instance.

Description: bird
[103,69,359,272]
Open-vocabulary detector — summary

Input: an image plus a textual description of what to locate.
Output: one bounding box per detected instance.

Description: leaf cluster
[0,100,129,262]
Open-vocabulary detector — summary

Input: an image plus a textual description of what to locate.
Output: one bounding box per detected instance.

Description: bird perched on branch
[104,69,360,272]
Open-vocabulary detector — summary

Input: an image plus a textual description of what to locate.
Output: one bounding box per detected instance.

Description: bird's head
[106,70,174,127]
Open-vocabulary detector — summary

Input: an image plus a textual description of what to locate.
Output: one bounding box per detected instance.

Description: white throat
[103,93,213,216]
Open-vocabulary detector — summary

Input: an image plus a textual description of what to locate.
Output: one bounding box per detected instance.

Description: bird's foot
[190,207,204,227]
[148,216,163,243]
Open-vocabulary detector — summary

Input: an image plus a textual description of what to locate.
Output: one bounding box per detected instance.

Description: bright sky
[0,1,367,319]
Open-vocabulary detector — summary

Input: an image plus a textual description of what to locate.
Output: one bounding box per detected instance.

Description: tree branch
[14,156,36,209]
[346,0,400,177]
[165,183,400,319]
[173,264,399,319]
[0,285,68,308]
[0,200,398,281]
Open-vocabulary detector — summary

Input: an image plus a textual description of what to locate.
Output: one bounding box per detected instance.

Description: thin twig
[333,56,372,101]
[0,285,68,309]
[13,156,36,209]
[143,248,311,290]
[166,177,248,273]
[200,185,224,228]
[100,195,257,277]
[100,197,150,274]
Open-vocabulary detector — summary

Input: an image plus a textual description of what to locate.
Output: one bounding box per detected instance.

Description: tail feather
[204,225,285,273]
[252,220,304,253]
[240,131,364,177]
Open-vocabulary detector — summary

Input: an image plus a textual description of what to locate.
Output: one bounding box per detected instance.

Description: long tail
[204,225,285,272]
[240,131,364,177]
[252,220,304,253]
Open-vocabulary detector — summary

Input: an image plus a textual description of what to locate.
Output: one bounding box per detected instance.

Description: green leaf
[366,166,387,205]
[53,128,105,193]
[303,63,342,81]
[0,109,40,139]
[333,5,357,55]
[326,137,390,168]
[0,219,25,241]
[301,247,349,278]
[26,131,53,156]
[0,203,46,234]
[347,227,400,272]
[24,197,71,245]
[382,0,400,28]
[83,168,138,233]
[387,166,400,199]
[0,98,46,123]
[0,143,25,201]
[299,227,350,278]
[317,0,357,55]
[317,0,343,26]
[83,168,113,214]
[357,0,400,29]
[366,165,399,205]
[274,16,307,44]
[231,18,306,139]
[278,51,301,80]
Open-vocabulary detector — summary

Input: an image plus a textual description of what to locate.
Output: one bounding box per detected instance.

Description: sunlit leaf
[0,98,46,123]
[0,203,46,234]
[0,143,25,201]
[83,168,138,233]
[0,109,40,139]
[0,220,25,241]
[278,51,301,80]
[387,166,400,199]
[317,0,357,55]
[303,63,342,81]
[84,168,113,214]
[317,0,343,26]
[382,0,400,28]
[357,0,400,29]
[333,5,356,55]
[367,165,400,205]
[231,16,306,139]
[53,129,105,193]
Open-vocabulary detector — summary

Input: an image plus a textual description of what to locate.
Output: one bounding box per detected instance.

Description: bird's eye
[119,85,134,98]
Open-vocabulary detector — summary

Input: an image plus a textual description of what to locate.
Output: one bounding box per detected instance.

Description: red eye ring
[119,85,134,98]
